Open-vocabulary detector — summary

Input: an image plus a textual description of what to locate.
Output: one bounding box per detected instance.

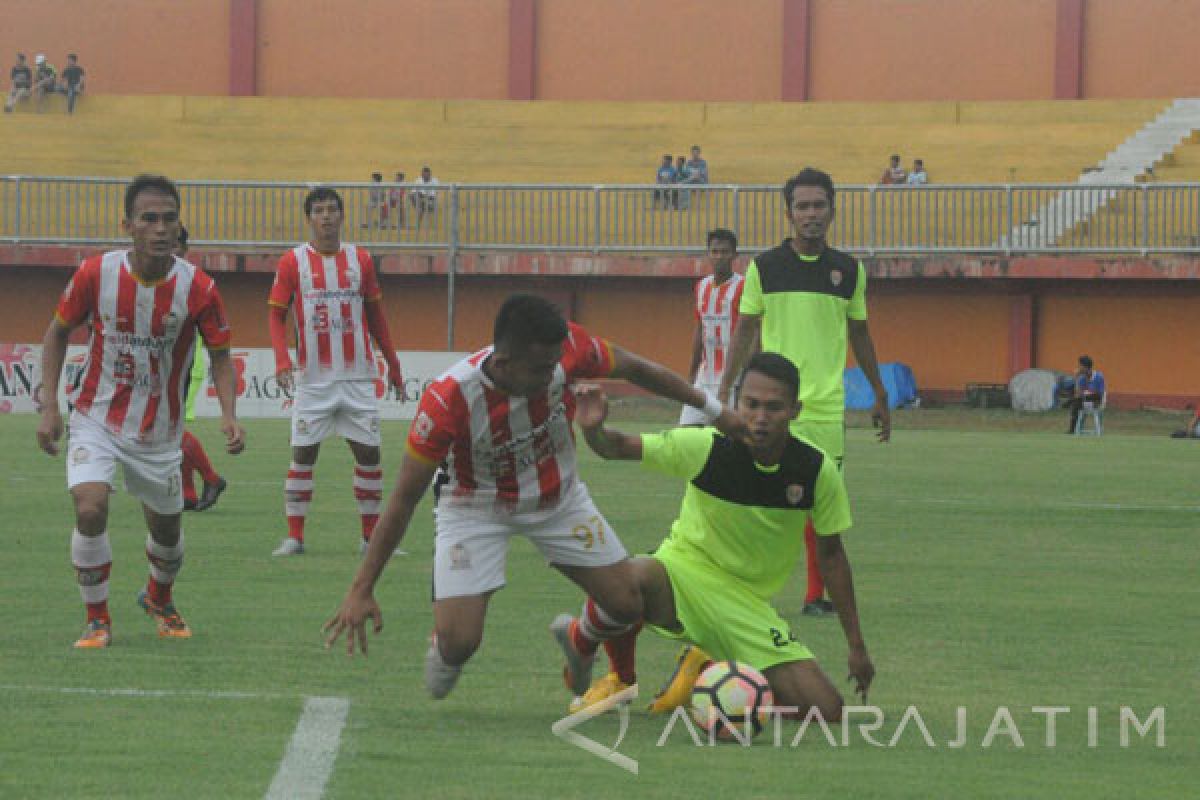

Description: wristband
[702,394,723,420]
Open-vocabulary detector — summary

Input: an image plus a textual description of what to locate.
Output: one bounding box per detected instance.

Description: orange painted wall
[535,0,783,101]
[1081,0,1200,99]
[808,0,1057,102]
[866,289,1012,387]
[5,267,1198,402]
[256,0,509,99]
[0,0,229,95]
[1036,291,1200,397]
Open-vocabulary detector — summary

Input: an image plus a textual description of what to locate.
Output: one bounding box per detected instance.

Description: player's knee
[74,502,108,534]
[436,631,481,667]
[599,583,643,626]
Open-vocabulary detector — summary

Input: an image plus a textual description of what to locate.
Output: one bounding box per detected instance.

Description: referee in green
[720,167,889,613]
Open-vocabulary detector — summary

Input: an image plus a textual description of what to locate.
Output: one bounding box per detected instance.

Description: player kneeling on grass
[322,294,748,700]
[554,352,873,720]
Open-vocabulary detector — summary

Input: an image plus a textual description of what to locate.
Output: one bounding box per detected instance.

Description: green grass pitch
[0,406,1196,799]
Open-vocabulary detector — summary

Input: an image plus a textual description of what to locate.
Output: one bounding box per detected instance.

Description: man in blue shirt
[1068,354,1106,433]
[654,154,676,209]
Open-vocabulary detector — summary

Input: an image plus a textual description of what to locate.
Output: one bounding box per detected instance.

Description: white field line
[264,696,351,800]
[0,686,351,800]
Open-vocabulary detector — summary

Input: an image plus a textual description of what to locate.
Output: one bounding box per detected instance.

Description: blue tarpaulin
[844,362,917,410]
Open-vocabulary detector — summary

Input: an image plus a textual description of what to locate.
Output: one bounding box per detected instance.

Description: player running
[322,294,747,699]
[268,187,404,556]
[556,352,874,718]
[679,228,744,426]
[35,174,246,649]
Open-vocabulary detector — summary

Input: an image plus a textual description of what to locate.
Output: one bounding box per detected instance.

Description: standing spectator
[410,166,440,231]
[1067,355,1106,434]
[673,155,689,209]
[59,53,86,114]
[4,53,32,113]
[388,171,407,229]
[880,154,907,185]
[906,159,928,185]
[364,172,387,231]
[653,154,675,209]
[680,145,710,210]
[32,54,57,112]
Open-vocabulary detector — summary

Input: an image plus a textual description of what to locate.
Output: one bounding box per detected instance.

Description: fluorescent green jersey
[641,427,852,600]
[739,241,867,422]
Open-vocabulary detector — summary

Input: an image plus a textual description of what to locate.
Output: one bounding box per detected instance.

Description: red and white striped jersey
[407,323,615,515]
[268,243,382,384]
[693,272,744,386]
[55,250,231,448]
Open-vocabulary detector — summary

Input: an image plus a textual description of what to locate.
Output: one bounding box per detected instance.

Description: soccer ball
[690,660,775,742]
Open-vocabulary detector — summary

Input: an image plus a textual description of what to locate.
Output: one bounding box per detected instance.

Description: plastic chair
[1074,391,1107,436]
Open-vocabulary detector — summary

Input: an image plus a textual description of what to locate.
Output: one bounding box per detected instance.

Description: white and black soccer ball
[690,660,775,742]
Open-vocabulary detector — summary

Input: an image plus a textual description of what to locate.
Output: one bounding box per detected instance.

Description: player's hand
[36,407,64,456]
[713,407,750,443]
[323,590,383,657]
[222,418,246,455]
[847,645,875,701]
[275,366,294,393]
[574,384,610,431]
[871,397,891,443]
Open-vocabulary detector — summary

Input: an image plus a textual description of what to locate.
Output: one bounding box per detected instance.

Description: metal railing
[3,176,1200,254]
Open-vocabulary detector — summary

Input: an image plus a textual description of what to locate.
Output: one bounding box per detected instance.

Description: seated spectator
[673,154,688,209]
[32,54,57,112]
[388,171,407,229]
[906,158,928,185]
[653,154,675,209]
[410,165,439,230]
[1067,355,1106,434]
[880,154,907,185]
[58,53,85,114]
[4,53,32,113]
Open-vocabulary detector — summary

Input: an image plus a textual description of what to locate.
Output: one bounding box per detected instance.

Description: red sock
[804,519,824,603]
[181,460,198,504]
[569,618,599,657]
[603,623,642,685]
[182,431,220,484]
[360,515,379,541]
[86,601,110,623]
[147,577,172,607]
[286,516,306,541]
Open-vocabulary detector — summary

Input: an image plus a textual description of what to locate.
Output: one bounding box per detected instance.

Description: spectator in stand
[680,145,710,209]
[32,54,57,112]
[673,155,689,209]
[388,171,407,229]
[906,159,928,185]
[58,53,85,114]
[410,165,440,230]
[364,172,387,231]
[880,154,907,185]
[1067,355,1106,434]
[653,154,676,209]
[4,53,32,113]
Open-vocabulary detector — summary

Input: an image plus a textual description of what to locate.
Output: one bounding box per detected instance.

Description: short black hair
[1079,355,1093,369]
[371,172,382,180]
[739,352,800,401]
[783,168,835,208]
[68,53,77,61]
[304,186,343,215]
[17,53,25,61]
[706,228,737,251]
[124,174,180,219]
[494,294,569,352]
[178,225,189,250]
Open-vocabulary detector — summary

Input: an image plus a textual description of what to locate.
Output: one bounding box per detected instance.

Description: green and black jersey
[740,241,867,422]
[641,427,852,600]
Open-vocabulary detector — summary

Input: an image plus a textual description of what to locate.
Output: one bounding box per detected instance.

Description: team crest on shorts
[785,484,805,505]
[830,269,843,287]
[71,446,90,465]
[296,419,309,435]
[448,543,471,571]
[413,411,434,443]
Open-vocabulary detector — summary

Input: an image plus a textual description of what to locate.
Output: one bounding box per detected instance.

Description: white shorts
[679,380,721,426]
[431,481,628,600]
[66,412,184,515]
[291,379,381,447]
